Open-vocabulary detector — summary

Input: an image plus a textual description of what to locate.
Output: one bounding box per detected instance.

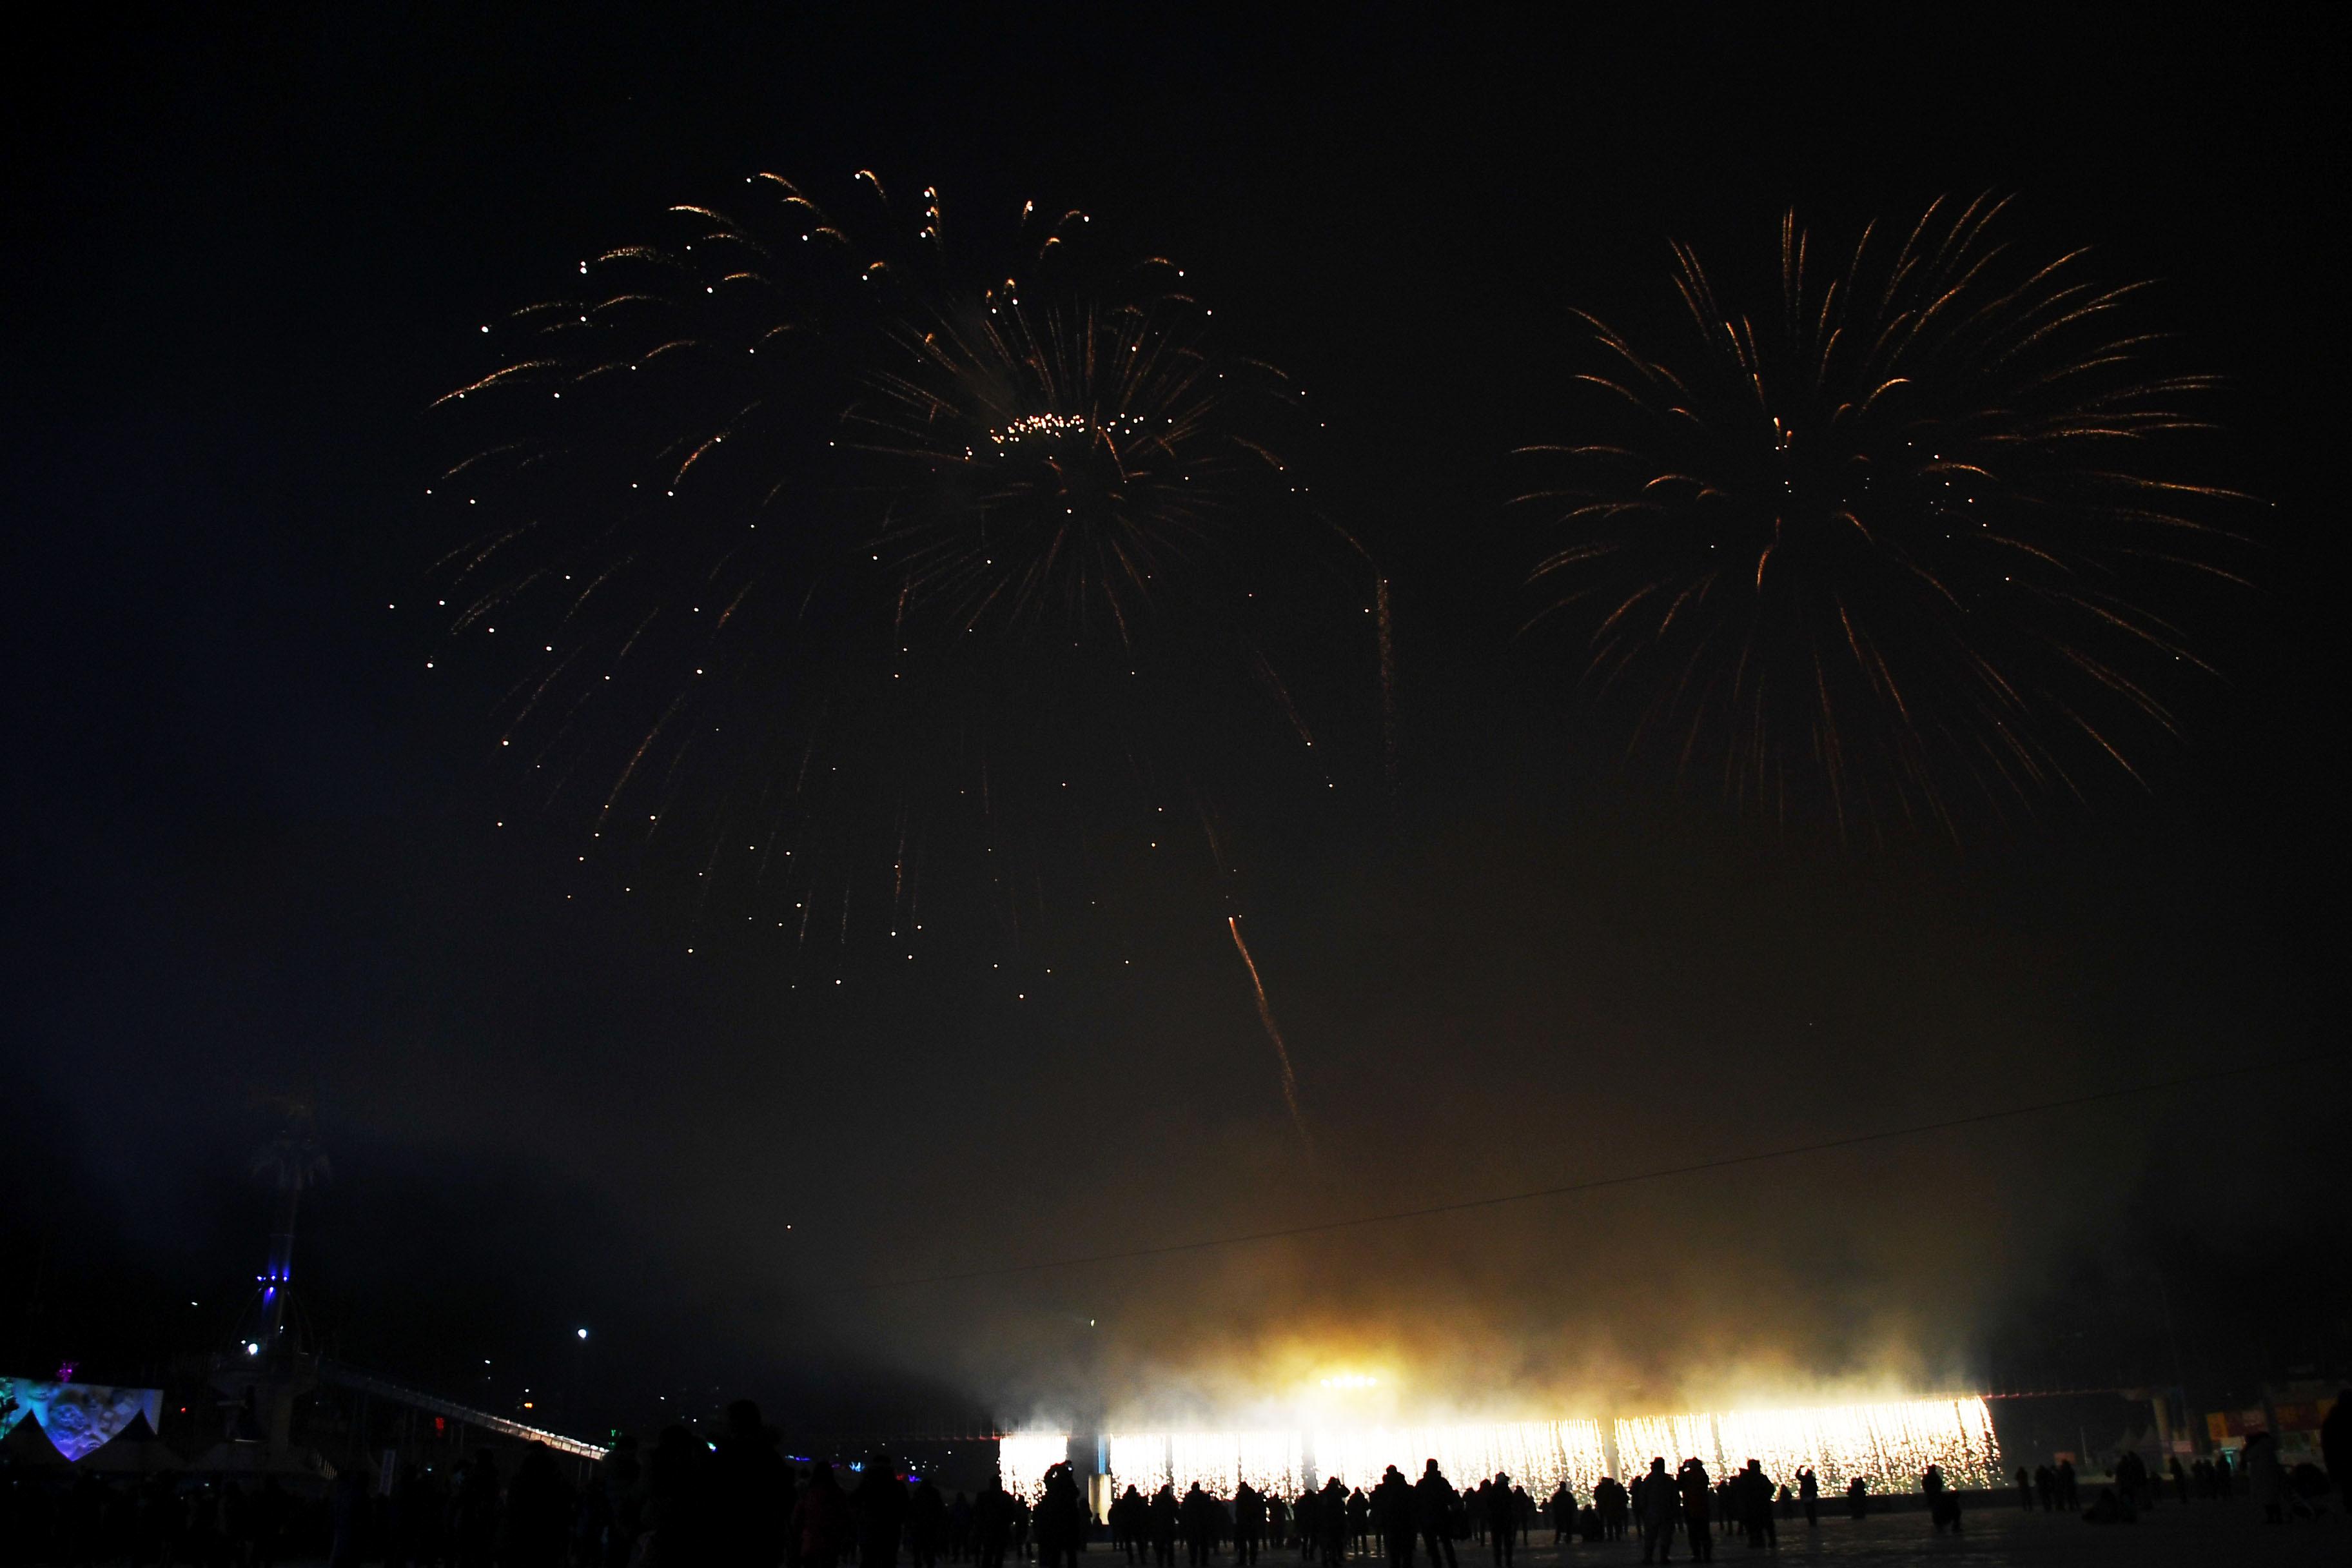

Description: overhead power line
[850,1053,2323,1293]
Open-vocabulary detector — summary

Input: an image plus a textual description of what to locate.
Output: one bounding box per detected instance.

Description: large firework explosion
[427,173,1382,974]
[1516,195,2249,835]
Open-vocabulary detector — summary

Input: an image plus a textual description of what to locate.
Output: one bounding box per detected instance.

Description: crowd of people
[3,1391,2346,1563]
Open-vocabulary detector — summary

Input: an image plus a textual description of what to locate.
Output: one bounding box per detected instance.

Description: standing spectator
[1413,1462,1458,1568]
[1674,1460,1710,1565]
[1634,1459,1676,1565]
[2242,1431,2288,1524]
[2323,1389,2352,1514]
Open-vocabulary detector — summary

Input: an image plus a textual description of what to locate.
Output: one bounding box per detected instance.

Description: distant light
[577,1328,589,1340]
[245,1342,260,1357]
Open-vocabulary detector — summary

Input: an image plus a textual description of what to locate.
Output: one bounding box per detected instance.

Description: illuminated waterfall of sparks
[1227,916,1313,1155]
[1066,1399,1998,1501]
[998,1431,1072,1498]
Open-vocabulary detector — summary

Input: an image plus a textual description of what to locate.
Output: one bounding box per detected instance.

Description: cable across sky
[854,1054,2322,1293]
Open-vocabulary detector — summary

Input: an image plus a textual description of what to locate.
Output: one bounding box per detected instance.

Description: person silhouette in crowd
[2014,1465,2032,1510]
[1602,1475,1632,1540]
[1373,1465,1414,1568]
[952,1490,975,1563]
[1235,1480,1266,1565]
[858,1455,910,1568]
[1483,1476,1512,1567]
[1921,1463,1959,1534]
[912,1473,948,1568]
[2113,1449,2148,1512]
[1413,1461,1458,1568]
[1036,1462,1084,1568]
[1675,1460,1711,1564]
[2324,1389,2352,1514]
[455,1447,502,1568]
[1842,1476,1867,1520]
[2166,1455,2188,1505]
[505,1443,576,1568]
[326,1463,370,1568]
[972,1478,1010,1568]
[1112,1484,1146,1563]
[1315,1475,1349,1568]
[2242,1430,2288,1524]
[709,1400,794,1567]
[1346,1485,1371,1560]
[1179,1482,1215,1567]
[796,1463,855,1568]
[2056,1458,2079,1510]
[1735,1460,1774,1548]
[1148,1485,1180,1568]
[1634,1458,1676,1564]
[1794,1467,1817,1527]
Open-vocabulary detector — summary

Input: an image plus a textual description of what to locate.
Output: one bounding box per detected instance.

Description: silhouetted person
[1345,1487,1369,1560]
[1597,1476,1629,1541]
[2056,1458,2079,1510]
[2325,1388,2352,1514]
[508,1443,578,1568]
[1842,1476,1867,1520]
[859,1456,911,1568]
[912,1476,948,1568]
[1634,1458,1676,1564]
[710,1400,795,1567]
[1413,1462,1458,1568]
[1373,1467,1414,1568]
[1794,1467,1816,1527]
[1148,1485,1180,1568]
[456,1449,502,1568]
[327,1465,369,1568]
[1112,1485,1146,1564]
[972,1481,1010,1568]
[1734,1460,1773,1548]
[1037,1463,1084,1568]
[1315,1477,1348,1568]
[798,1464,857,1568]
[2244,1431,2287,1523]
[1234,1482,1266,1565]
[1484,1476,1511,1567]
[1921,1464,1959,1535]
[1675,1461,1710,1563]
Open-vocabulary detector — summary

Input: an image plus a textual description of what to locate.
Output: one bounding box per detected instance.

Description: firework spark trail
[1373,575,1397,788]
[1227,916,1313,1155]
[1516,193,2252,836]
[426,171,1375,966]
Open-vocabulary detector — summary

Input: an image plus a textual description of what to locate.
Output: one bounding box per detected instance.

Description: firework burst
[427,173,1378,970]
[1516,195,2250,834]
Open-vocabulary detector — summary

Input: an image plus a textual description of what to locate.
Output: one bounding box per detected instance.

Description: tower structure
[210,1099,328,1460]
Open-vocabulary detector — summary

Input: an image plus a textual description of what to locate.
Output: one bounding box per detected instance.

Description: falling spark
[1228,916,1312,1155]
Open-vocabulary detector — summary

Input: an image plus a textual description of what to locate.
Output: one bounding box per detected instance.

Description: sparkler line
[843,1053,2324,1293]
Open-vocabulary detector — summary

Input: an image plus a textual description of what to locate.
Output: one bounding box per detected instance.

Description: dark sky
[4,8,2344,1433]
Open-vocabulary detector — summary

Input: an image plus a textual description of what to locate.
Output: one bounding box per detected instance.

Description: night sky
[5,10,2343,1435]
